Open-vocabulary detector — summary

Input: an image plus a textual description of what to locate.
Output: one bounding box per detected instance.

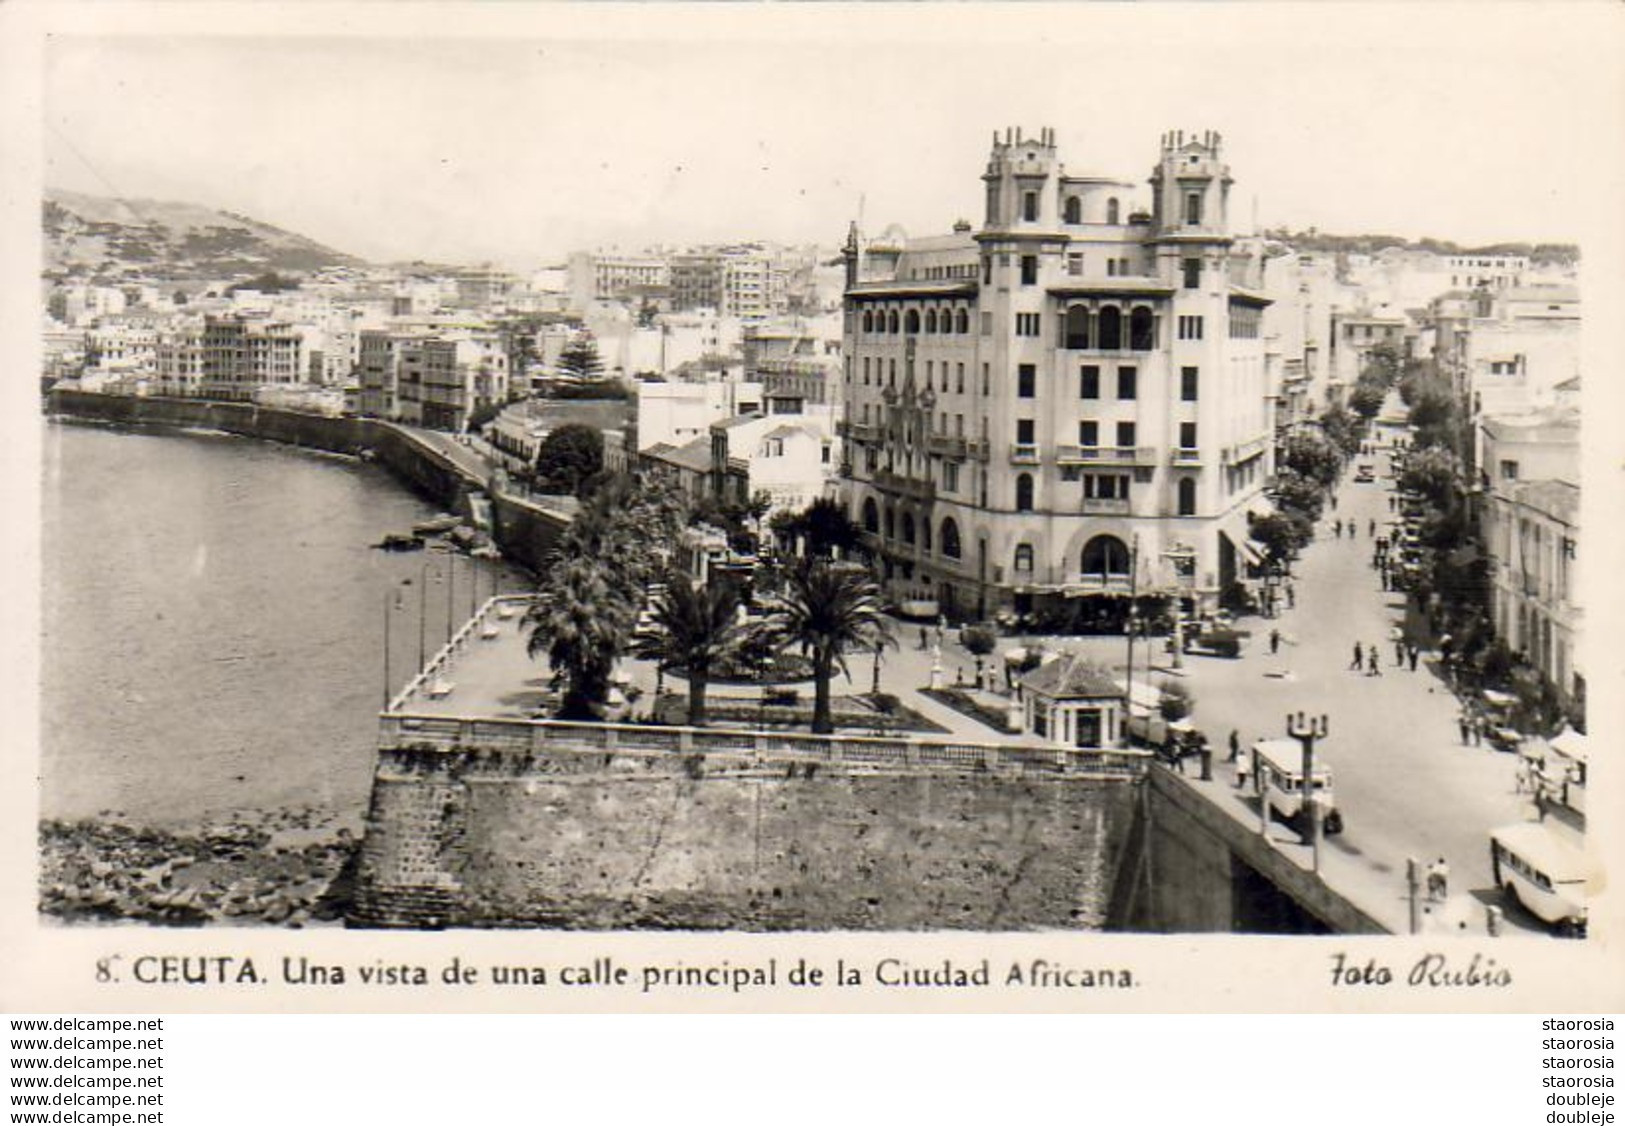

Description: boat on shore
[411,514,461,536]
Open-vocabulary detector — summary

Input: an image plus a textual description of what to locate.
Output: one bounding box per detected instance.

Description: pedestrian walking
[1389,496,1396,512]
[1227,729,1240,763]
[919,626,929,651]
[1408,645,1419,672]
[1235,745,1250,789]
[1369,519,1376,538]
[1457,712,1471,745]
[1367,648,1381,676]
[1470,713,1483,747]
[1350,641,1363,671]
[1334,518,1342,538]
[1269,628,1281,655]
[1285,582,1295,609]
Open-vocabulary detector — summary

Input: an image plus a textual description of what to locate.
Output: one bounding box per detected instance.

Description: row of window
[1228,307,1261,340]
[1075,364,1200,401]
[1014,417,1197,449]
[860,506,1186,573]
[1013,192,1124,226]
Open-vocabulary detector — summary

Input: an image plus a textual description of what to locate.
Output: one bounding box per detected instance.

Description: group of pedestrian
[1457,707,1487,746]
[1348,640,1383,676]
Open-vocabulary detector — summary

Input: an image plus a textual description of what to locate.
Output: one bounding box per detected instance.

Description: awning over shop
[1238,540,1266,568]
[1551,726,1589,762]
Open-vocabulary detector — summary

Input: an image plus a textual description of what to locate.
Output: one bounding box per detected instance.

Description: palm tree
[524,556,635,720]
[635,571,746,727]
[764,559,894,734]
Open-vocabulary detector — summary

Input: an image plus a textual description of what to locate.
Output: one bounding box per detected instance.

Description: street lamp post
[1121,535,1140,748]
[1286,711,1330,873]
[382,588,392,710]
[446,554,457,645]
[417,562,429,672]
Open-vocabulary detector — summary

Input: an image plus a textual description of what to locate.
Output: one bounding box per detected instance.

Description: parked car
[1354,464,1376,483]
[1181,623,1247,658]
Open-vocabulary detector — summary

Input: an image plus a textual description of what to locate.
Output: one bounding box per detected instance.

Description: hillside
[43,188,362,281]
[1259,227,1579,268]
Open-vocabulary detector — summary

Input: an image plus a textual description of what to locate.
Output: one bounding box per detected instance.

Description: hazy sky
[40,6,1619,269]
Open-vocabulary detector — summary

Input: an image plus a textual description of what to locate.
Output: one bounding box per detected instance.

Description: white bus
[1252,738,1344,836]
[1489,822,1594,937]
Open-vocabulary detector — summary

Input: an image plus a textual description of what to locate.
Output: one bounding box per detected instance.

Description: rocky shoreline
[39,808,358,927]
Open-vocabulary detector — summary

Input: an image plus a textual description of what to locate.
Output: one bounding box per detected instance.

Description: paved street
[1143,441,1535,934]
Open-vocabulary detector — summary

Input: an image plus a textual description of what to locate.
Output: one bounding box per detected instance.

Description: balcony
[1009,442,1040,464]
[872,468,937,503]
[927,434,969,459]
[839,421,880,443]
[1056,444,1156,466]
[1168,448,1203,466]
[966,439,991,462]
[1081,497,1131,516]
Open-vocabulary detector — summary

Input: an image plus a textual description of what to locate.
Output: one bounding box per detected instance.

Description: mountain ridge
[43,187,364,281]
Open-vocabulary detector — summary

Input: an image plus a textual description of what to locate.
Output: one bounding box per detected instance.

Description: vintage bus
[1489,822,1593,937]
[1252,738,1344,836]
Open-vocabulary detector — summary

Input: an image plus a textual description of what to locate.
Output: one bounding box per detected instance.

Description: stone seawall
[47,388,375,455]
[46,391,568,572]
[1106,766,1387,934]
[350,745,1140,930]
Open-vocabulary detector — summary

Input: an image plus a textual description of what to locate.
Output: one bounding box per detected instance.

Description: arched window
[1106,197,1120,225]
[1081,534,1131,576]
[1097,306,1123,350]
[1015,473,1035,512]
[884,505,895,540]
[1063,196,1081,224]
[1014,543,1035,573]
[1129,306,1155,350]
[905,309,921,334]
[1065,306,1091,350]
[924,309,937,333]
[922,519,932,552]
[1178,477,1197,516]
[937,307,950,334]
[1184,190,1203,226]
[955,308,970,334]
[862,309,874,333]
[901,512,916,545]
[862,497,879,533]
[887,310,899,333]
[941,517,962,559]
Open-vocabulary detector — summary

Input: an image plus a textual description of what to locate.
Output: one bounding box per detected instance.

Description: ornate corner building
[839,127,1275,627]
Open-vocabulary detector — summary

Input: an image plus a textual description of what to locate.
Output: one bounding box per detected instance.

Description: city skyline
[38,6,1616,270]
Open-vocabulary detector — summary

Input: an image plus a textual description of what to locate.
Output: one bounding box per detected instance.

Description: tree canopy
[556,335,604,380]
[533,423,604,496]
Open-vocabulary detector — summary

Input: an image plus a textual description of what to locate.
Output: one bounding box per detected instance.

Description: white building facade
[841,127,1274,625]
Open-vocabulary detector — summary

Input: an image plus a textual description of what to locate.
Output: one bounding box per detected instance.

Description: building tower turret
[981,126,1060,232]
[1148,129,1234,287]
[842,221,861,290]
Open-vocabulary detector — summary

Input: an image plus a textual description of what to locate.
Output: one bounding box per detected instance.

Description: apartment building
[1479,402,1583,716]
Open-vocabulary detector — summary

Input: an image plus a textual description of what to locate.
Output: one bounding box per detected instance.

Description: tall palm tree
[635,570,746,727]
[764,559,894,734]
[525,556,635,720]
